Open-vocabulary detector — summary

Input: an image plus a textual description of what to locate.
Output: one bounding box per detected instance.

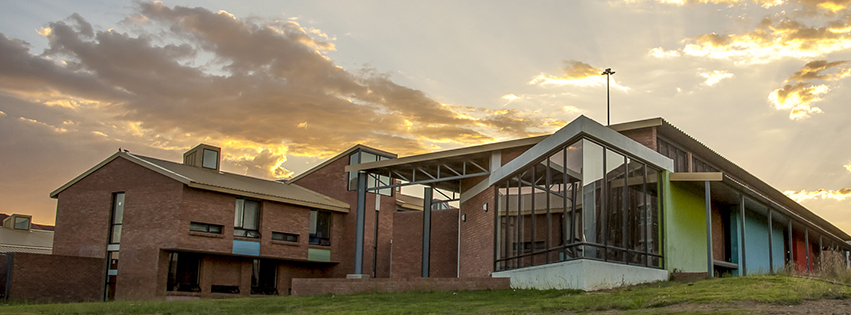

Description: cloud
[845,162,851,172]
[784,188,851,202]
[768,59,850,119]
[530,60,629,92]
[651,16,851,65]
[699,70,734,86]
[0,2,568,180]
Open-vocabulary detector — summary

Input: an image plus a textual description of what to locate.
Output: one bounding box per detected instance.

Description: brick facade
[290,154,396,278]
[459,184,496,277]
[52,156,345,301]
[619,127,657,151]
[4,253,104,303]
[390,209,459,278]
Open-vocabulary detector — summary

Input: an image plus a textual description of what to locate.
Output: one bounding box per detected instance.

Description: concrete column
[767,210,773,274]
[422,187,433,278]
[788,222,794,269]
[739,195,747,276]
[705,181,713,278]
[805,228,810,273]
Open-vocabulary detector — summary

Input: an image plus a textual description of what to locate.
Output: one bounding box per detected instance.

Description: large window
[495,138,663,271]
[105,192,124,301]
[202,149,218,169]
[347,149,393,196]
[309,210,331,246]
[13,216,30,230]
[167,252,201,292]
[234,199,260,238]
[251,259,277,295]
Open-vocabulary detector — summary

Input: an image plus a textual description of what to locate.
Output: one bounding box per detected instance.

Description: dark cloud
[786,60,850,82]
[0,2,565,183]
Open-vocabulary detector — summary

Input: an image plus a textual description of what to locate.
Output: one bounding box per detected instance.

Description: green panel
[308,248,331,262]
[664,173,709,273]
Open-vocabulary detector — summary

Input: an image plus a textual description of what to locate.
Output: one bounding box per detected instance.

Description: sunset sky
[1,1,850,233]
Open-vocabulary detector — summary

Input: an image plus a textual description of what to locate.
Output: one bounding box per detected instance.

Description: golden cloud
[530,60,629,92]
[784,188,851,202]
[844,162,851,172]
[699,70,735,86]
[769,59,850,119]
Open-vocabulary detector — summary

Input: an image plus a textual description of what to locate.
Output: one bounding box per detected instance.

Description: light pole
[601,68,615,126]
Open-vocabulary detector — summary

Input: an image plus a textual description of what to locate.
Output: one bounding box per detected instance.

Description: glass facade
[348,149,393,196]
[495,138,663,271]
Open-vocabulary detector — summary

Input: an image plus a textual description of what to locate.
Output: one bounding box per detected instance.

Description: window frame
[271,232,299,242]
[309,210,331,246]
[189,221,223,234]
[202,149,218,170]
[234,198,261,238]
[13,217,30,230]
[347,149,394,196]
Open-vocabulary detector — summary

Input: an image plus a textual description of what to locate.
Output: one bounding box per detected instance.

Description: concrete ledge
[492,259,668,291]
[291,277,510,297]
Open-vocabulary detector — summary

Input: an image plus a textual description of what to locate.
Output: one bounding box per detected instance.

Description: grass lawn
[1,275,849,314]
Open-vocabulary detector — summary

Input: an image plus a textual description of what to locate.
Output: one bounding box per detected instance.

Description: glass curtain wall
[495,138,663,271]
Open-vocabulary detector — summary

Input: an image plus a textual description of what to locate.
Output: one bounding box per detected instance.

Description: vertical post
[4,252,13,302]
[354,171,367,275]
[788,221,794,270]
[372,194,380,278]
[530,165,536,266]
[768,209,773,274]
[705,181,713,278]
[739,195,747,276]
[805,228,810,273]
[422,186,433,278]
[819,236,823,272]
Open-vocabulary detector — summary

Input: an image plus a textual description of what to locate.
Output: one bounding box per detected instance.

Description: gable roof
[50,151,350,213]
[288,144,396,184]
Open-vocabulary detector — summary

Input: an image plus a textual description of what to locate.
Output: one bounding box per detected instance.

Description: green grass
[1,275,849,314]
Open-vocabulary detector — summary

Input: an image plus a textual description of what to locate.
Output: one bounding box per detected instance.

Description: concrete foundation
[492,259,669,291]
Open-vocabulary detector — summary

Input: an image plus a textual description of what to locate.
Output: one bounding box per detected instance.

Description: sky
[0,0,850,234]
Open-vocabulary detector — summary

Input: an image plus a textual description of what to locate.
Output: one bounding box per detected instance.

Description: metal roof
[0,228,53,254]
[50,152,350,213]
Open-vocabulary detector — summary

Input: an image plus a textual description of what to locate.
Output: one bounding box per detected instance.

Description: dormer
[183,144,222,171]
[3,214,32,231]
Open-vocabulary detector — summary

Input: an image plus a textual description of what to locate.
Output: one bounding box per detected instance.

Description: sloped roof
[611,117,851,242]
[50,152,350,213]
[0,228,53,254]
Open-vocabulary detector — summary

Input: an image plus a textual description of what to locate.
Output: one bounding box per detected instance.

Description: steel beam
[422,186,433,277]
[354,171,367,275]
[788,222,794,267]
[768,209,773,274]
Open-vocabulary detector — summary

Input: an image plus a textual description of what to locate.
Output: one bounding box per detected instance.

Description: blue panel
[772,223,786,271]
[232,240,260,256]
[730,210,741,276]
[744,213,772,274]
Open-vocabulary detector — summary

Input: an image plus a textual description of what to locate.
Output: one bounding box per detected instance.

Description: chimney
[183,144,222,171]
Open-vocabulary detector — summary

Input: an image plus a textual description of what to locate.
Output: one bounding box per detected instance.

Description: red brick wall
[619,127,657,151]
[290,155,395,278]
[390,209,459,278]
[501,145,534,166]
[6,253,104,303]
[276,260,334,295]
[458,186,496,277]
[711,206,726,262]
[290,277,510,297]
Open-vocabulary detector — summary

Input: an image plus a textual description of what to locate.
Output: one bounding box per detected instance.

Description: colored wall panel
[308,248,331,262]
[232,240,260,256]
[771,223,785,271]
[744,212,772,274]
[664,175,708,273]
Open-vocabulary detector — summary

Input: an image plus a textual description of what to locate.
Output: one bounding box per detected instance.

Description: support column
[705,181,713,278]
[805,228,810,273]
[739,195,747,276]
[788,222,794,269]
[767,210,773,274]
[422,186,433,278]
[353,171,367,276]
[819,236,823,272]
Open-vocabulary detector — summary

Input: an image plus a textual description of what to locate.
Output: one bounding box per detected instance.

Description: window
[190,222,223,234]
[202,149,218,169]
[309,210,331,246]
[110,193,124,244]
[347,149,393,196]
[13,216,30,230]
[167,252,201,292]
[272,232,298,242]
[234,199,260,238]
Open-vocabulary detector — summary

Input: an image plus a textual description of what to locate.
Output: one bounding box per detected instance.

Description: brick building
[43,115,851,301]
